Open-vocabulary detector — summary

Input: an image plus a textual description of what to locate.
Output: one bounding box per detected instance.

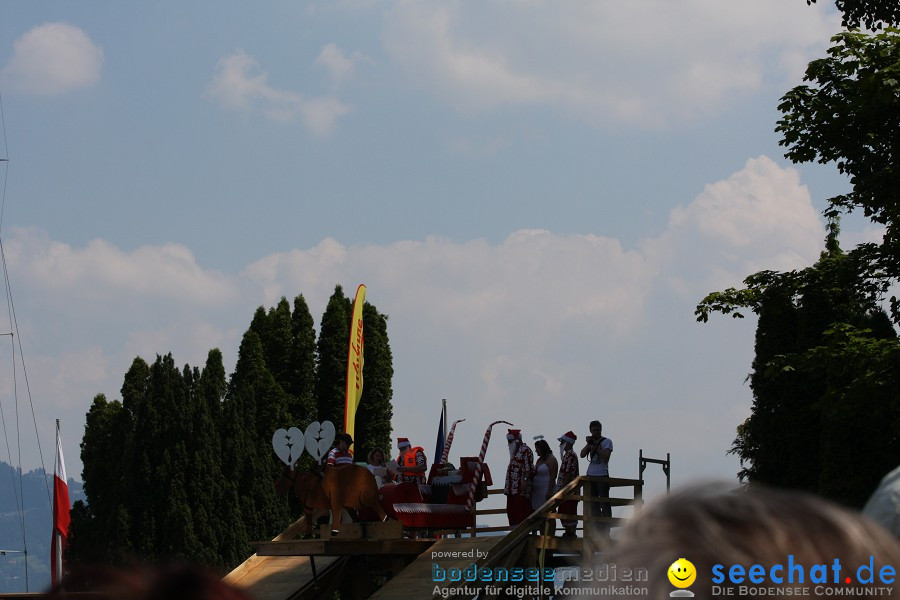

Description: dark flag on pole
[433,402,446,465]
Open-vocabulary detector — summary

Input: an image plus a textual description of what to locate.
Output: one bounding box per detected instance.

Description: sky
[0,1,884,507]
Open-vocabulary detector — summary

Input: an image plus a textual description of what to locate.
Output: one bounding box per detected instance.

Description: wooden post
[582,477,593,557]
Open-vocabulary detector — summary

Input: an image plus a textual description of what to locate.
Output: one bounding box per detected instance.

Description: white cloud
[381,1,839,126]
[315,43,369,83]
[1,23,103,95]
[246,229,654,346]
[206,49,351,136]
[0,347,107,404]
[234,156,827,487]
[5,228,238,307]
[9,156,840,487]
[124,322,234,369]
[647,156,823,296]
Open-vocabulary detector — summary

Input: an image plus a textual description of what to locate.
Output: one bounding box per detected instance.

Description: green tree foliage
[353,303,395,461]
[316,285,351,429]
[183,352,227,565]
[778,27,900,226]
[76,394,126,536]
[794,323,900,504]
[698,13,900,507]
[777,28,900,316]
[68,392,130,567]
[70,353,233,567]
[250,301,293,400]
[290,295,318,422]
[313,287,395,459]
[804,0,900,30]
[697,231,899,506]
[222,331,292,543]
[249,295,318,423]
[71,286,393,570]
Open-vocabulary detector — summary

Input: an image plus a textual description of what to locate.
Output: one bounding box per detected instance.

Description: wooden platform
[226,474,646,599]
[229,517,439,599]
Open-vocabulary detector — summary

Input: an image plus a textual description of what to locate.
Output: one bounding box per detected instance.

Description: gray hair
[593,482,900,600]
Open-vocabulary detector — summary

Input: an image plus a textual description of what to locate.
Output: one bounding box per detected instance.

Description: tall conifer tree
[72,287,393,570]
[290,294,318,423]
[315,285,351,430]
[353,302,394,461]
[222,331,291,544]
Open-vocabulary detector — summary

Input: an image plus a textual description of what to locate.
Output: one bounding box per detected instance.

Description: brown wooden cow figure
[276,464,387,535]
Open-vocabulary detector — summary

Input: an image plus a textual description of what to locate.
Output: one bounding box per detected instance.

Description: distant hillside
[0,461,84,593]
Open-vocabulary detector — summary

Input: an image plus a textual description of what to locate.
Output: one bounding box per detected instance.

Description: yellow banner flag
[344,284,366,442]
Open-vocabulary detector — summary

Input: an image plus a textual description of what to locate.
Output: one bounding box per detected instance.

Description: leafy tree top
[805,0,900,30]
[695,225,886,324]
[777,28,900,237]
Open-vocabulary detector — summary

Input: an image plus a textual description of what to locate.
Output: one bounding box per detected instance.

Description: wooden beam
[253,538,435,557]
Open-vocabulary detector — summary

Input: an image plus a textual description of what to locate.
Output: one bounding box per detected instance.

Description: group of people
[504,420,612,537]
[324,421,614,537]
[326,433,429,487]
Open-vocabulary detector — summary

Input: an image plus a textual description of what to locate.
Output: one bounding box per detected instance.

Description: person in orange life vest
[326,433,354,467]
[504,429,535,526]
[395,437,427,484]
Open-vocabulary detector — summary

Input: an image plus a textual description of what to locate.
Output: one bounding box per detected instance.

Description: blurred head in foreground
[596,483,900,600]
[44,564,253,600]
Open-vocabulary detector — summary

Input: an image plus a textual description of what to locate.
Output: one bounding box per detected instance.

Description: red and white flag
[51,423,70,586]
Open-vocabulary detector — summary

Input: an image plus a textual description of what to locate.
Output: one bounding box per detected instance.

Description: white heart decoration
[272,426,305,465]
[305,420,336,462]
[286,426,304,463]
[272,429,292,465]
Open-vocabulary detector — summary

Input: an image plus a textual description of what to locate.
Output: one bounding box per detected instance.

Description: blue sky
[0,1,880,502]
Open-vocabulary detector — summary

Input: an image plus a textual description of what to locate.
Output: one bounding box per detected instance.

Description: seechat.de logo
[668,558,696,598]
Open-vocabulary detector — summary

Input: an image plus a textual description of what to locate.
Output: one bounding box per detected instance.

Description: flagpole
[54,419,59,586]
[54,419,61,587]
[51,419,70,588]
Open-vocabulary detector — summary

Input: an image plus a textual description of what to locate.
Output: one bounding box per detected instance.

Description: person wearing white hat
[556,430,579,537]
[504,429,535,526]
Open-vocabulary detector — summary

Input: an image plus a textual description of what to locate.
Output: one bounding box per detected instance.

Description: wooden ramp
[369,536,505,600]
[225,516,343,600]
[225,553,341,600]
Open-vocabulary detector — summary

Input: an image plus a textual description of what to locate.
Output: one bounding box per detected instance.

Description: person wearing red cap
[556,430,579,537]
[395,437,427,485]
[504,429,535,526]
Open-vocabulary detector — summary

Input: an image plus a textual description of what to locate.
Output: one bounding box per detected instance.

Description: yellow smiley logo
[667,558,696,588]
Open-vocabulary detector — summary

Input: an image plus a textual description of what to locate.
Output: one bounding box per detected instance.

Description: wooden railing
[427,475,644,600]
[446,475,643,546]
